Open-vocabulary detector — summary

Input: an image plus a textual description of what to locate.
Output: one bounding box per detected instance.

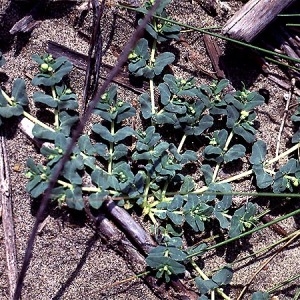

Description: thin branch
[82,0,106,113]
[0,130,18,300]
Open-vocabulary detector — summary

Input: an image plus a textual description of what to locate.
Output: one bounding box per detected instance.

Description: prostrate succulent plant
[1,0,300,298]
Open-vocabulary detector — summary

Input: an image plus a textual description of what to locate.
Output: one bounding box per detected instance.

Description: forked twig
[0,130,18,300]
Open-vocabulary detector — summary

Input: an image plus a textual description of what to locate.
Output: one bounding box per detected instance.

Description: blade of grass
[120,4,300,65]
[187,207,300,258]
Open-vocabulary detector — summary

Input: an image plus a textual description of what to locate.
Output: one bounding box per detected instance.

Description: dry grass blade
[237,230,300,300]
[0,130,18,300]
[275,78,296,160]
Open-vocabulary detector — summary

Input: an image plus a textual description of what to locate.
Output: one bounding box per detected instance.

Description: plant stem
[212,130,235,182]
[161,179,170,200]
[190,260,231,300]
[191,141,300,195]
[57,179,72,189]
[51,86,59,129]
[23,111,55,132]
[1,90,55,132]
[108,121,115,174]
[177,133,187,153]
[266,143,300,166]
[149,39,157,116]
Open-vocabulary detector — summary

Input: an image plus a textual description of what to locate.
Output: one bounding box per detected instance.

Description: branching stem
[190,260,231,300]
[212,130,234,182]
[1,90,55,132]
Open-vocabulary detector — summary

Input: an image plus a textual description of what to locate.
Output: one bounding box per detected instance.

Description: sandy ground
[0,0,300,299]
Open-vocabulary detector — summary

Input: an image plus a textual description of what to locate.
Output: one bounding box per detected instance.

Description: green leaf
[163,74,179,94]
[195,278,218,294]
[32,124,57,141]
[114,126,134,142]
[78,135,96,156]
[94,143,109,160]
[154,110,177,124]
[180,150,197,164]
[158,82,171,105]
[92,124,113,142]
[0,105,23,118]
[65,187,83,210]
[244,92,265,110]
[32,56,73,86]
[252,164,273,189]
[88,192,108,209]
[30,181,49,198]
[212,266,233,285]
[250,140,267,165]
[113,144,128,160]
[229,203,257,237]
[133,38,149,59]
[59,111,79,136]
[62,159,83,185]
[251,291,270,300]
[167,195,184,211]
[168,247,187,261]
[184,115,214,136]
[167,211,184,225]
[139,93,152,119]
[179,175,195,194]
[33,92,57,108]
[187,243,207,256]
[204,145,223,164]
[201,164,213,185]
[184,198,213,232]
[154,52,175,75]
[214,79,229,94]
[224,144,246,163]
[12,78,28,106]
[226,105,240,128]
[273,171,289,193]
[233,124,256,143]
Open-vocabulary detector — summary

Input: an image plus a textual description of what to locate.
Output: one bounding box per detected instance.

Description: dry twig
[0,130,18,300]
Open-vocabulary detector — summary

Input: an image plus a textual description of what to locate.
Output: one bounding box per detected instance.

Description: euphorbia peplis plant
[1,1,300,298]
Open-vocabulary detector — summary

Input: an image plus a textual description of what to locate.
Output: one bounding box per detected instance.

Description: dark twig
[82,0,106,113]
[10,0,49,34]
[47,40,148,93]
[102,197,199,300]
[0,130,18,300]
[203,34,225,79]
[96,214,174,299]
[14,2,162,299]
